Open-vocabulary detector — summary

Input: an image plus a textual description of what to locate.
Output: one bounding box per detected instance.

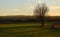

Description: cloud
[0,9,21,16]
[37,0,41,3]
[47,6,60,16]
[0,8,20,11]
[0,0,38,16]
[49,6,60,10]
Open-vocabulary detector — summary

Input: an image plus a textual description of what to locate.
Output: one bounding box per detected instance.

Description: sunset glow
[0,0,60,16]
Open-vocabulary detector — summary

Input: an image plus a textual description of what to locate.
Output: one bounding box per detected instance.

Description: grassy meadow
[0,22,60,37]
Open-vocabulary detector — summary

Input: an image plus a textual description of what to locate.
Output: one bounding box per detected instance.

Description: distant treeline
[0,16,39,23]
[0,16,60,23]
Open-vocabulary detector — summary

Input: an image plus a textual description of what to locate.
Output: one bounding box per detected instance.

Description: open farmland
[0,22,60,37]
[0,16,60,37]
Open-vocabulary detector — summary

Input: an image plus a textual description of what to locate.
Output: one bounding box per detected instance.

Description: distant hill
[0,15,60,23]
[0,15,60,20]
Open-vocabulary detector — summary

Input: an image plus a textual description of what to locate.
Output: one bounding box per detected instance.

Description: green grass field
[0,22,60,37]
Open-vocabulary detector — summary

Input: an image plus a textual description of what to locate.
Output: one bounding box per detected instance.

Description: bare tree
[34,3,49,27]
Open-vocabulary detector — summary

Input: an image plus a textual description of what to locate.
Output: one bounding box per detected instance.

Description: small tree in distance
[34,3,49,27]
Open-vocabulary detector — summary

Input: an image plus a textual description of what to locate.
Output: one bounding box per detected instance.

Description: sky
[0,0,60,16]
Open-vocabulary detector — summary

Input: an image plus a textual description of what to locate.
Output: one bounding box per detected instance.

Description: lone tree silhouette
[34,3,49,27]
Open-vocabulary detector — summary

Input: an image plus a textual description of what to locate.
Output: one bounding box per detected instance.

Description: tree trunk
[40,16,44,27]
